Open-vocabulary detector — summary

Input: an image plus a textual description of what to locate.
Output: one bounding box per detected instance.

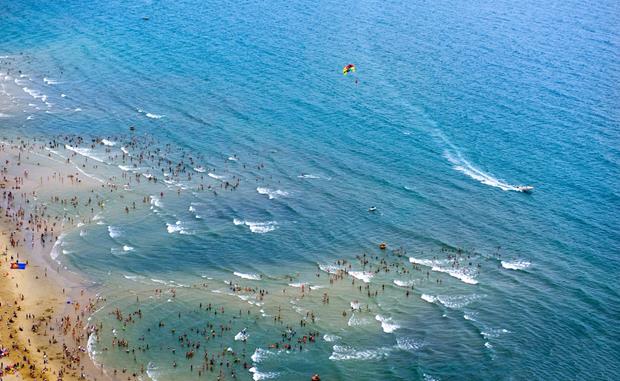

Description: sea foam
[375,315,400,333]
[349,271,374,283]
[329,345,392,361]
[256,187,288,199]
[234,272,261,280]
[501,260,531,270]
[233,218,277,234]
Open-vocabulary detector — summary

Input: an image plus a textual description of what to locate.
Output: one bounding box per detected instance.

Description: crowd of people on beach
[0,134,484,381]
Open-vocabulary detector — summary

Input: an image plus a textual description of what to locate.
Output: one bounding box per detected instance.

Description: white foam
[234,272,261,280]
[437,294,482,309]
[251,348,276,363]
[393,279,414,287]
[86,332,97,360]
[423,294,483,309]
[50,234,66,261]
[124,274,144,281]
[423,373,440,381]
[288,282,307,288]
[298,174,329,180]
[118,164,134,172]
[65,145,105,163]
[138,108,164,119]
[43,77,61,85]
[166,221,191,235]
[146,362,160,381]
[347,313,371,327]
[256,187,289,200]
[233,218,277,234]
[123,245,134,252]
[150,196,163,208]
[248,367,278,381]
[349,271,374,283]
[431,265,478,285]
[463,311,478,321]
[101,139,116,146]
[120,146,129,155]
[323,334,340,342]
[396,337,423,351]
[74,165,105,183]
[208,172,225,180]
[22,87,46,101]
[409,257,448,267]
[319,264,342,274]
[108,226,122,238]
[188,205,202,219]
[228,156,238,161]
[501,260,531,270]
[329,345,391,361]
[410,257,478,284]
[481,328,510,339]
[193,166,206,173]
[110,247,129,256]
[234,331,249,341]
[375,315,400,333]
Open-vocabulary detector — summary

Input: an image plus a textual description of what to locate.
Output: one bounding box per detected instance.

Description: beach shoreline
[0,139,112,381]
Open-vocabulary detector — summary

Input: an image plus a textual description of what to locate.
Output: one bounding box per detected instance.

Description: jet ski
[368,206,377,212]
[516,186,534,193]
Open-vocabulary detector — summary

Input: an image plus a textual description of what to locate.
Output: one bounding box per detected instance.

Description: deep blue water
[1,0,619,380]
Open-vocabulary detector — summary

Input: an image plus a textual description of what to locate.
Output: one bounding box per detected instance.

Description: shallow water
[1,0,619,380]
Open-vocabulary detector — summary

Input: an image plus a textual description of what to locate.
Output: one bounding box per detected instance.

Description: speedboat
[516,186,534,193]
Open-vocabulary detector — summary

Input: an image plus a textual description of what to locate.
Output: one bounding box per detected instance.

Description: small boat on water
[516,185,534,193]
[368,206,377,212]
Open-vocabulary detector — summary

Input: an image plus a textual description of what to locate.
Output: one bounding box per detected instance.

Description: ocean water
[1,0,620,380]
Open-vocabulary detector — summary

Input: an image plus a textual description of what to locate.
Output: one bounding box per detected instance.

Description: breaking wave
[233,218,277,234]
[501,260,531,270]
[256,187,288,199]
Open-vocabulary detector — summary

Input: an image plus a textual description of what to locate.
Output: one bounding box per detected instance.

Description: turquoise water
[1,0,619,380]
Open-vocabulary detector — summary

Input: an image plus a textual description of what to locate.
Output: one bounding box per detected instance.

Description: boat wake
[444,150,528,192]
[431,129,531,192]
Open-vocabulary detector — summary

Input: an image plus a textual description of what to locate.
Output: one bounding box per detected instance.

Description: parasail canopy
[342,64,356,75]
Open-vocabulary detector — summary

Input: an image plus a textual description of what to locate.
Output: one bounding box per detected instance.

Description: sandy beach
[0,139,111,381]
